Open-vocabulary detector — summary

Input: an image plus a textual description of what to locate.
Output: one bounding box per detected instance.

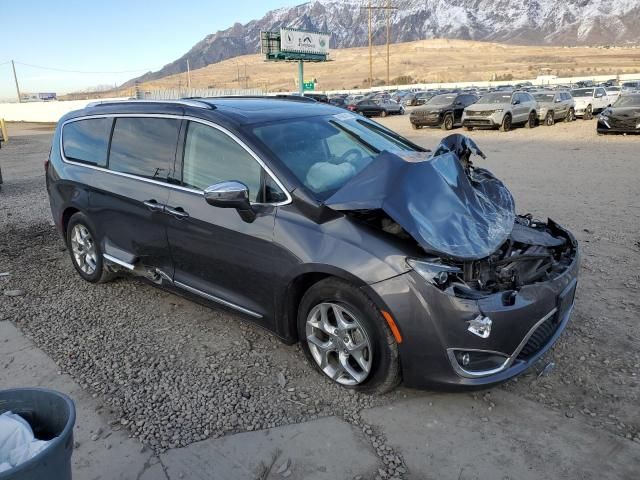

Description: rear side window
[109,117,180,182]
[62,118,112,167]
[182,122,263,202]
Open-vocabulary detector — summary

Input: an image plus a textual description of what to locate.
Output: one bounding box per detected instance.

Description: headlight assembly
[407,258,461,287]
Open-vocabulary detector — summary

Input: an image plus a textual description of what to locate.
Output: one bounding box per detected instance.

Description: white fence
[0,98,128,123]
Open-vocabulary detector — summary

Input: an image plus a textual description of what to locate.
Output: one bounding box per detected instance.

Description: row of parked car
[323,85,640,134]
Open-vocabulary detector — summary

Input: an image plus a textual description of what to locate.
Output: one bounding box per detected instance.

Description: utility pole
[360,2,397,89]
[11,60,22,103]
[186,59,192,89]
[386,0,391,85]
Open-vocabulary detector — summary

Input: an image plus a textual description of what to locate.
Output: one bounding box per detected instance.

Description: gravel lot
[1,118,639,475]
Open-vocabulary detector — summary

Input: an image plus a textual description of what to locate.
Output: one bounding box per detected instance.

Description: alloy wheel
[70,224,97,275]
[305,302,373,386]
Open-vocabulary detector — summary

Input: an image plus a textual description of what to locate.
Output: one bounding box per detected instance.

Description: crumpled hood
[324,135,516,260]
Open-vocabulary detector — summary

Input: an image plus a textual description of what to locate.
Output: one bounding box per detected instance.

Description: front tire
[297,278,400,394]
[565,108,575,122]
[499,114,512,132]
[442,113,454,130]
[66,212,115,284]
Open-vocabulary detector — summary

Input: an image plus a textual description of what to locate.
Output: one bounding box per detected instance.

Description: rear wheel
[442,113,454,130]
[525,111,537,128]
[544,111,554,126]
[66,212,115,284]
[499,114,512,132]
[584,105,593,120]
[297,278,400,394]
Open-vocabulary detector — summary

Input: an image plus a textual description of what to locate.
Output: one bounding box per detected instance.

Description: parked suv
[410,93,478,130]
[47,98,578,393]
[571,87,611,119]
[462,92,538,131]
[533,91,576,125]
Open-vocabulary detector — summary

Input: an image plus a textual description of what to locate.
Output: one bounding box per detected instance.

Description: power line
[12,61,153,75]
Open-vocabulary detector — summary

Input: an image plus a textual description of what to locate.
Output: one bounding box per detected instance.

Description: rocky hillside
[125,0,640,85]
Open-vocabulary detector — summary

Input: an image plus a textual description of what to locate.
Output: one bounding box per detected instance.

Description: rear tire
[380,110,388,118]
[584,105,593,120]
[297,278,400,394]
[442,113,454,130]
[499,114,512,132]
[463,126,473,132]
[66,212,115,284]
[544,111,554,126]
[525,111,537,128]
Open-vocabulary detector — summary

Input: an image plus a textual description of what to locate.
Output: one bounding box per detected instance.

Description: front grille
[466,110,492,117]
[517,315,558,360]
[607,117,640,129]
[464,119,492,126]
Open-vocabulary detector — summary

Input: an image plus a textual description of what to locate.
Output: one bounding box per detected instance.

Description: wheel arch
[278,264,378,344]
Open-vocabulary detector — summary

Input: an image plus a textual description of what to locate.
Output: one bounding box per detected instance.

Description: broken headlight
[407,258,461,287]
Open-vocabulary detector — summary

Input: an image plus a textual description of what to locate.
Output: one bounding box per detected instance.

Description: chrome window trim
[59,113,292,206]
[174,281,262,319]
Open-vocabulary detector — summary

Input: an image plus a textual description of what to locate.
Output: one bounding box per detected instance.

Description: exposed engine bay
[328,134,577,298]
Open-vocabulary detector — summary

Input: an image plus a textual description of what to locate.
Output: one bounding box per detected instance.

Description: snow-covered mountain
[126,0,640,85]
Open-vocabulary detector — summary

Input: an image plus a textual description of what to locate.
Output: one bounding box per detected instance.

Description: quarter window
[62,118,112,167]
[108,117,180,182]
[182,122,264,202]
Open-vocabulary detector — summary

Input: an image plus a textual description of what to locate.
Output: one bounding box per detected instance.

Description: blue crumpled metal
[324,135,516,260]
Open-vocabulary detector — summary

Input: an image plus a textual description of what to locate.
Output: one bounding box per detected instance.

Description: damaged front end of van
[325,135,579,389]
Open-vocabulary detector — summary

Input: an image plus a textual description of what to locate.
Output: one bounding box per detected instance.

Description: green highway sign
[303,81,315,91]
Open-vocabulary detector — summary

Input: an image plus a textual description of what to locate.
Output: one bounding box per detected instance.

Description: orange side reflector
[381,310,403,344]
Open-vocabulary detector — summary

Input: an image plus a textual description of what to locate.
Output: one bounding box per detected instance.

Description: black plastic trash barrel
[0,388,75,480]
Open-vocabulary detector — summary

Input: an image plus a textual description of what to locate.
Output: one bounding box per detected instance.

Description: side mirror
[204,181,256,223]
[512,99,520,105]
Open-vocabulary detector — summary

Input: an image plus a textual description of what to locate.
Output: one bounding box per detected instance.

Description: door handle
[165,206,189,219]
[143,200,165,212]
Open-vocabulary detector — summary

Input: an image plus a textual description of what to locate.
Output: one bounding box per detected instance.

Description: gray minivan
[46,98,578,393]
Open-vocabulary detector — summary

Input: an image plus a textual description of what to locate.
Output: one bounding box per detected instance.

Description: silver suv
[533,91,576,125]
[462,92,538,132]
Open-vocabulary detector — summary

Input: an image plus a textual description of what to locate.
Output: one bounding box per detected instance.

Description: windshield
[479,93,512,104]
[427,94,456,106]
[533,93,555,102]
[572,88,594,97]
[252,113,419,200]
[613,95,640,107]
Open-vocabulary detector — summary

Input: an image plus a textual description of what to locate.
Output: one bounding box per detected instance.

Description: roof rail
[86,99,214,109]
[182,95,318,104]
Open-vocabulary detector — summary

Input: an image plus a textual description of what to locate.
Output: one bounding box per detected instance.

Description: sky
[0,0,302,100]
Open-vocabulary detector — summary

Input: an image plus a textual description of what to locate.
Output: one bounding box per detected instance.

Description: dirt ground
[92,38,640,96]
[0,116,639,475]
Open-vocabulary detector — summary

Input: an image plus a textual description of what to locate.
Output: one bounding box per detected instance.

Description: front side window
[62,118,112,167]
[182,122,264,203]
[109,117,180,182]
